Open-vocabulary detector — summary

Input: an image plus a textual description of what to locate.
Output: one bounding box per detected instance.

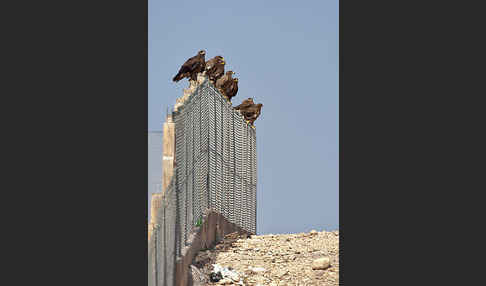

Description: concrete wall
[162,114,175,197]
[148,193,163,240]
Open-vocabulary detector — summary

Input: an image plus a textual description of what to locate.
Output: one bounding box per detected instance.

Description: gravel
[192,230,339,286]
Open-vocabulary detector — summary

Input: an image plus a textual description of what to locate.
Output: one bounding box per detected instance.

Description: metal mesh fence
[149,178,176,286]
[149,78,257,286]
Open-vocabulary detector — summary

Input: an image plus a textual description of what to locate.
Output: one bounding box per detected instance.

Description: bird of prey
[234,98,254,110]
[224,78,238,102]
[204,56,224,73]
[241,103,263,126]
[215,70,235,91]
[172,50,206,82]
[206,57,225,82]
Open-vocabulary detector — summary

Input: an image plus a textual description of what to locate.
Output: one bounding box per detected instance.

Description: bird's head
[248,98,254,103]
[234,78,238,82]
[257,103,263,109]
[198,50,206,55]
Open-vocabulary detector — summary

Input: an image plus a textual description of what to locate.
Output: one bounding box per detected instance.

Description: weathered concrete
[162,114,175,197]
[148,193,163,241]
[175,209,251,286]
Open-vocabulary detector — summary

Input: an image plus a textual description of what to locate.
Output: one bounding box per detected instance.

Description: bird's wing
[181,55,198,69]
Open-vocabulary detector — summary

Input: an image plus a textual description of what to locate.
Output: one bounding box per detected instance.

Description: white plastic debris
[248,266,266,273]
[212,264,242,283]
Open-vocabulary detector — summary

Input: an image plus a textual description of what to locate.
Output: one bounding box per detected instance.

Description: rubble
[192,229,339,285]
[312,257,331,270]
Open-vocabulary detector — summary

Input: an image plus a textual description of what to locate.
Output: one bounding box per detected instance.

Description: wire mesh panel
[242,117,249,231]
[193,98,201,223]
[226,112,236,225]
[235,116,244,228]
[148,226,155,286]
[222,98,231,220]
[185,104,193,238]
[149,77,257,286]
[250,129,257,233]
[207,88,217,211]
[165,184,176,286]
[218,98,226,215]
[200,87,210,215]
[149,178,177,286]
[174,112,185,253]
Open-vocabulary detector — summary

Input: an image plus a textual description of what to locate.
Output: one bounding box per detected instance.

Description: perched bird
[172,50,206,82]
[215,70,235,91]
[206,57,225,82]
[234,98,254,110]
[224,78,238,102]
[204,56,224,73]
[241,103,263,125]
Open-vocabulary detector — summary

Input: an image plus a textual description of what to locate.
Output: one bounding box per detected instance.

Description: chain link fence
[149,78,257,286]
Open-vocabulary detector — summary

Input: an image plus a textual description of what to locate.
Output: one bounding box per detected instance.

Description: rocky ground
[192,229,339,286]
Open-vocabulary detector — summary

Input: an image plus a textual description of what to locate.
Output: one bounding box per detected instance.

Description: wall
[149,77,257,286]
[162,115,175,196]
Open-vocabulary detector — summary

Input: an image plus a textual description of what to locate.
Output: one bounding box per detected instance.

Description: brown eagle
[223,78,238,102]
[215,70,235,91]
[206,57,225,82]
[234,98,254,110]
[172,50,206,82]
[241,103,263,125]
[204,56,224,73]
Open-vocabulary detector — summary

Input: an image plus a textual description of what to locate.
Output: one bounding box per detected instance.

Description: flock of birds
[172,50,263,127]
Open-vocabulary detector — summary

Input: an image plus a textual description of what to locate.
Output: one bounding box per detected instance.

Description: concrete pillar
[162,114,175,197]
[148,193,163,241]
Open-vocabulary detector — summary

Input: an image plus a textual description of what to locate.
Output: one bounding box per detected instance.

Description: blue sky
[149,0,339,234]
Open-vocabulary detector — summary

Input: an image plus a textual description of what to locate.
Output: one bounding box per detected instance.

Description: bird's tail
[172,72,183,82]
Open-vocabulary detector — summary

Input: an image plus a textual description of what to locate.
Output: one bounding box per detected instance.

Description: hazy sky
[149,0,339,234]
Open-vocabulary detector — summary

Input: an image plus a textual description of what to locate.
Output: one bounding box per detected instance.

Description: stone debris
[192,229,339,285]
[248,266,266,273]
[312,257,331,270]
[192,265,208,285]
[217,278,232,285]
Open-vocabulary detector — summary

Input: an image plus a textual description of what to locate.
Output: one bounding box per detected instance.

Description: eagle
[234,98,254,110]
[215,70,235,91]
[223,78,238,102]
[172,50,206,82]
[241,103,263,125]
[204,56,224,73]
[205,56,225,82]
